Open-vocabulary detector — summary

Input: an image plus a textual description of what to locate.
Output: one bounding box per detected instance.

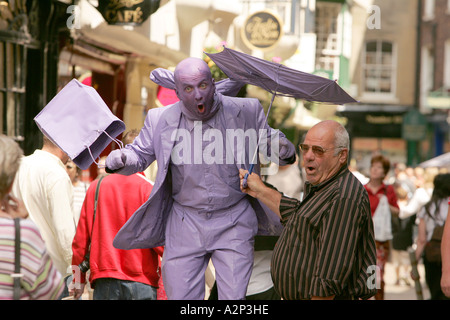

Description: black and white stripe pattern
[271,167,377,300]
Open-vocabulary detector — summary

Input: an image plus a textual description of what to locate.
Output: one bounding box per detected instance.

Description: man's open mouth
[198,104,205,113]
[306,166,316,174]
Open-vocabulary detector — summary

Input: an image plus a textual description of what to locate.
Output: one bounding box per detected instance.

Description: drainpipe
[414,0,421,110]
[407,0,422,166]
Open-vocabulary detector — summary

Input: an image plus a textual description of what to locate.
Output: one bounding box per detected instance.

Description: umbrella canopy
[418,152,450,168]
[205,47,357,105]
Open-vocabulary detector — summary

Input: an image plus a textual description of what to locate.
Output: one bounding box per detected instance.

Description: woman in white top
[65,159,89,224]
[415,173,450,300]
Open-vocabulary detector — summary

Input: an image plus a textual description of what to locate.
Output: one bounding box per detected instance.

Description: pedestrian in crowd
[0,134,64,300]
[11,134,76,299]
[265,155,303,201]
[240,120,377,300]
[391,184,413,286]
[441,197,450,298]
[105,57,296,300]
[364,154,399,300]
[398,167,437,220]
[391,163,416,198]
[65,159,90,223]
[413,173,450,300]
[71,130,163,300]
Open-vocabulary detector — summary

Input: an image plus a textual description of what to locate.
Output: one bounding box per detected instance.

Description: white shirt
[11,150,76,275]
[418,199,449,242]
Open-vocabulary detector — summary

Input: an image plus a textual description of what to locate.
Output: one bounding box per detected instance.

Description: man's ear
[339,149,349,165]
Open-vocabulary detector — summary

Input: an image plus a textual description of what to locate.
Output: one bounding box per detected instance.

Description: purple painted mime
[106,58,295,300]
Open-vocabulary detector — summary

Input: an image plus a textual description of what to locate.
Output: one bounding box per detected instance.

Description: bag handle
[12,218,23,300]
[86,130,124,168]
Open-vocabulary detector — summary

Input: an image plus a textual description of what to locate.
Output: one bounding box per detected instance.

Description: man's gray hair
[334,123,350,156]
[0,135,23,198]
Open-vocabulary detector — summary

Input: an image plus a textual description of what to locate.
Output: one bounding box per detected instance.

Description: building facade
[338,0,422,169]
[420,0,450,159]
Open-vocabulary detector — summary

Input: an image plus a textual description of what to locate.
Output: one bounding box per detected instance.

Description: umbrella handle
[242,164,255,189]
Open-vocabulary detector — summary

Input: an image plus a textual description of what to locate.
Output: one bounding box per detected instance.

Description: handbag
[372,195,393,242]
[424,223,444,263]
[392,214,415,250]
[34,79,125,170]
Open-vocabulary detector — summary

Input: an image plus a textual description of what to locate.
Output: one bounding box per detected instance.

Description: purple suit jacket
[112,94,295,250]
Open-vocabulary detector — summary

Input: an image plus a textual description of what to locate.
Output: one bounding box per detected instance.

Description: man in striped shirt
[240,120,377,300]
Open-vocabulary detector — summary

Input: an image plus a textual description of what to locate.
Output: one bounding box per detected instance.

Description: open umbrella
[205,46,357,105]
[205,47,357,185]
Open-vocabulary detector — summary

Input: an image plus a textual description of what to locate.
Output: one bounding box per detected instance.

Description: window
[423,0,435,20]
[315,2,341,73]
[362,40,396,95]
[444,40,450,88]
[0,41,27,139]
[420,46,434,109]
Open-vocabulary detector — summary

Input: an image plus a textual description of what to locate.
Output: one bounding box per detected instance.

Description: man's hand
[105,150,127,172]
[239,168,281,218]
[239,169,264,198]
[279,137,296,164]
[69,281,86,300]
[442,271,450,298]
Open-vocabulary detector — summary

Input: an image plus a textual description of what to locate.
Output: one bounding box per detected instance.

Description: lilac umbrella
[205,47,358,186]
[204,46,357,105]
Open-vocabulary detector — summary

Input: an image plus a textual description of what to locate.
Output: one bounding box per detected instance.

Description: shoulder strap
[92,176,104,231]
[86,176,104,256]
[12,218,23,300]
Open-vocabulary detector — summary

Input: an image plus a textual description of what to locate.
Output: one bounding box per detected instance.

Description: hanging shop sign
[241,10,284,51]
[402,109,428,141]
[95,0,161,26]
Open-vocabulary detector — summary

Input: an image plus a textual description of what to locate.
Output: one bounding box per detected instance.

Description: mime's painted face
[174,58,216,121]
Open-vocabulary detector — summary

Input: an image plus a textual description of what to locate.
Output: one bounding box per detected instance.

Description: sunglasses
[299,144,345,157]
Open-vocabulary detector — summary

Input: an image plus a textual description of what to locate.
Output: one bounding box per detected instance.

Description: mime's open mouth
[198,104,205,113]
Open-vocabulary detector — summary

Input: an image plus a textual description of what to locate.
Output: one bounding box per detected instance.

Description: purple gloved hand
[105,150,127,172]
[279,137,296,163]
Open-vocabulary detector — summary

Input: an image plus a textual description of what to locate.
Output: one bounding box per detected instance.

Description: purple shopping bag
[34,79,125,170]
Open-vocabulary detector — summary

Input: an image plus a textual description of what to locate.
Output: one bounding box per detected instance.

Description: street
[384,261,430,300]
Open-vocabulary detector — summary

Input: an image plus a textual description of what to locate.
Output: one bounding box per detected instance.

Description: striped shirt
[271,166,377,300]
[0,218,64,300]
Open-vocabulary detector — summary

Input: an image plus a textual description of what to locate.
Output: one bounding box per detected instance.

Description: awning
[418,152,450,168]
[61,22,187,74]
[73,23,187,68]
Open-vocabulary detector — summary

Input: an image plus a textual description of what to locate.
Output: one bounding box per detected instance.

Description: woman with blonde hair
[0,134,63,299]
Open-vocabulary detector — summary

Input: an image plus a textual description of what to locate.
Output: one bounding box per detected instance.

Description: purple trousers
[161,198,257,300]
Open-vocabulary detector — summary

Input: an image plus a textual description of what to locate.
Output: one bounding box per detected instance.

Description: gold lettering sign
[241,11,284,51]
[96,0,160,26]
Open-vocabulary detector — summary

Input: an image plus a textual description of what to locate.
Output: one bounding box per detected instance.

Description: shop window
[0,41,26,140]
[362,40,397,97]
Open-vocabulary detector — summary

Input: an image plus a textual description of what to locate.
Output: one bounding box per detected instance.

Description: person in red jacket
[70,130,163,300]
[364,154,399,300]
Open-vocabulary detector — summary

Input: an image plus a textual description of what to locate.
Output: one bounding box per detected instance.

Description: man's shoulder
[336,168,369,199]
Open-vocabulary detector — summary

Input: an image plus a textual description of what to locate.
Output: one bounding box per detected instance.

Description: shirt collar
[304,165,348,197]
[183,108,218,132]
